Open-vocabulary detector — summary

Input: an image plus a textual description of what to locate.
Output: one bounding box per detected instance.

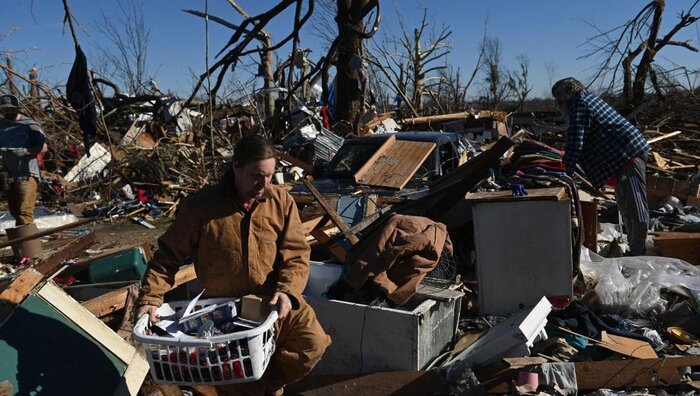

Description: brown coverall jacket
[345,214,452,306]
[139,174,330,395]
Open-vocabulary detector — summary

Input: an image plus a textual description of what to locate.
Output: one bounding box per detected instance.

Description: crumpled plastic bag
[580,247,700,317]
[0,207,80,235]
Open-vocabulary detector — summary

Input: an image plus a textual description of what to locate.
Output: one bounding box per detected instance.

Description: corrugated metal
[312,128,344,163]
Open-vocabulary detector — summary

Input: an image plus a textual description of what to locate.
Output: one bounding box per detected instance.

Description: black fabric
[548,300,650,343]
[66,45,97,155]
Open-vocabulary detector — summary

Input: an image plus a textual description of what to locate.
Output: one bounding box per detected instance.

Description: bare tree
[185,2,277,118]
[508,54,532,112]
[481,36,510,109]
[368,7,450,115]
[94,0,152,95]
[319,0,380,133]
[581,0,699,111]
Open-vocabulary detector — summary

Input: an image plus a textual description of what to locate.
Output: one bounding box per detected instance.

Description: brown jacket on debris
[345,214,453,306]
[139,172,331,395]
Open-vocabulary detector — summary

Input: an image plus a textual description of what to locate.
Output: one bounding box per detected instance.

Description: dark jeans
[614,155,649,255]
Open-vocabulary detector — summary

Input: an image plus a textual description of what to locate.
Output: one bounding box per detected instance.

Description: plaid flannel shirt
[564,91,650,188]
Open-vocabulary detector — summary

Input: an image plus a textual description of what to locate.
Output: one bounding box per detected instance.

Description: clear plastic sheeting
[580,247,700,316]
[0,207,80,235]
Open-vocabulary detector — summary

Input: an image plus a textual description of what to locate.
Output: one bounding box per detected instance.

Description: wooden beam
[0,268,44,321]
[288,371,450,395]
[38,282,137,362]
[276,150,313,174]
[82,282,140,318]
[0,217,97,249]
[34,233,97,276]
[478,356,700,393]
[399,111,471,126]
[310,229,347,263]
[301,179,359,245]
[647,130,681,144]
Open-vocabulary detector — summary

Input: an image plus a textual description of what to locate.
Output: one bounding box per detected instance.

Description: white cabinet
[471,187,573,316]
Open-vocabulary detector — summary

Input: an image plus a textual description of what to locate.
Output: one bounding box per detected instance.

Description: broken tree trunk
[334,0,369,133]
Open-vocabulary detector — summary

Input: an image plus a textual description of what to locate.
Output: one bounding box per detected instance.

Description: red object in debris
[37,153,44,168]
[547,295,572,309]
[53,275,77,286]
[320,105,331,130]
[137,189,148,203]
[65,146,80,158]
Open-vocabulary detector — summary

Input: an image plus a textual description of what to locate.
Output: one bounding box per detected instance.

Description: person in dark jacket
[552,78,651,255]
[0,94,48,225]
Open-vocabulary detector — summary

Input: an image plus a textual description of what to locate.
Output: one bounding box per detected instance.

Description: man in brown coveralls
[137,135,331,395]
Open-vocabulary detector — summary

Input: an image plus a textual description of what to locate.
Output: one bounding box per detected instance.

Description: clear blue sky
[2,0,699,99]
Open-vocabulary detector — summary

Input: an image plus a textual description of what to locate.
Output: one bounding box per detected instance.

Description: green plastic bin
[88,247,148,283]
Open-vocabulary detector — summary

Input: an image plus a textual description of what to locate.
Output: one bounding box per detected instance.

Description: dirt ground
[89,217,173,251]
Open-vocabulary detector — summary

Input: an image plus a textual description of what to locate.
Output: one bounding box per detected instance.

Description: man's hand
[136,304,160,323]
[269,292,292,320]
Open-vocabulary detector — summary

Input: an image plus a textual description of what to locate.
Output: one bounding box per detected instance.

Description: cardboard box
[241,294,271,323]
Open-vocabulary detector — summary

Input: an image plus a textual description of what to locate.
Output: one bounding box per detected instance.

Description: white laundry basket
[133,297,278,386]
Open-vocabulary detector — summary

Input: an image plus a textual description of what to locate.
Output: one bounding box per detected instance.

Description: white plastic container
[133,297,278,386]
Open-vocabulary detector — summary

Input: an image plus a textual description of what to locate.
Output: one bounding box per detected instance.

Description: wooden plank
[302,215,326,235]
[399,111,471,126]
[82,282,139,318]
[647,176,700,205]
[288,371,450,395]
[353,134,396,185]
[310,229,347,263]
[653,232,700,265]
[0,217,97,249]
[37,281,136,364]
[354,138,435,190]
[652,151,670,169]
[0,268,43,306]
[113,349,150,396]
[276,150,313,174]
[479,356,700,393]
[302,179,359,245]
[575,357,695,390]
[647,130,681,144]
[0,268,44,321]
[580,200,598,253]
[466,187,566,203]
[34,233,97,276]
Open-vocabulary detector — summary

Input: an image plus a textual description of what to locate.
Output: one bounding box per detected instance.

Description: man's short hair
[552,78,586,98]
[0,94,19,110]
[233,134,276,167]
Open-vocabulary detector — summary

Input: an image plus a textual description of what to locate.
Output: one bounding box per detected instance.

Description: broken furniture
[469,188,573,316]
[444,296,552,367]
[0,275,148,394]
[303,262,463,375]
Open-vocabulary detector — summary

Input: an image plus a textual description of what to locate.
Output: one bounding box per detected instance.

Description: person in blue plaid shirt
[552,78,650,255]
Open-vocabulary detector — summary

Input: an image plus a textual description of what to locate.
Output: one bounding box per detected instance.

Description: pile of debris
[1,73,700,395]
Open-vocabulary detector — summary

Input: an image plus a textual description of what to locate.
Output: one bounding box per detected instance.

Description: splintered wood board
[353,135,435,190]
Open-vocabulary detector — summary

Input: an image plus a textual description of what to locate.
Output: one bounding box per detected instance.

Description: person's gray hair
[551,77,586,98]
